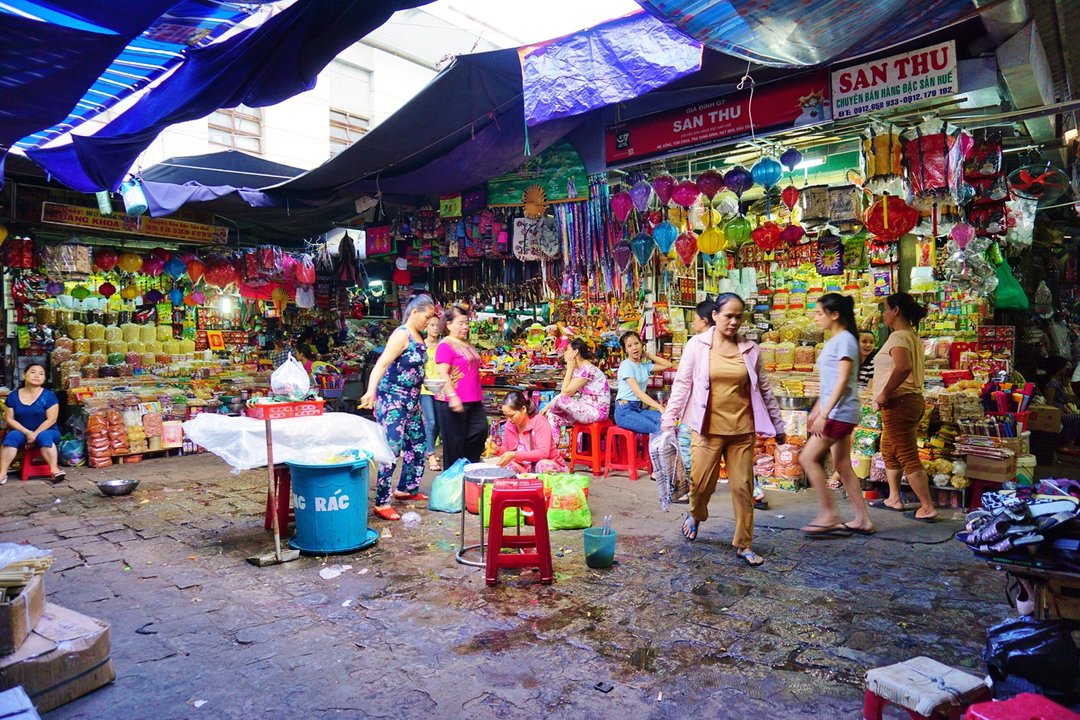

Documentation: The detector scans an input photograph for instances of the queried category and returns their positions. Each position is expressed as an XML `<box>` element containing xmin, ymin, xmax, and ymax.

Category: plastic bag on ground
<box><xmin>271</xmin><ymin>353</ymin><xmax>310</xmax><ymax>401</ymax></box>
<box><xmin>429</xmin><ymin>458</ymin><xmax>467</xmax><ymax>513</ymax></box>
<box><xmin>543</xmin><ymin>473</ymin><xmax>592</xmax><ymax>530</ymax></box>
<box><xmin>983</xmin><ymin>617</ymin><xmax>1079</xmax><ymax>693</ymax></box>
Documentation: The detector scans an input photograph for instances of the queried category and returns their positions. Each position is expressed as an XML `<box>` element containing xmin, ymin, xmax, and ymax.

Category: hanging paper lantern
<box><xmin>610</xmin><ymin>191</ymin><xmax>633</xmax><ymax>223</ymax></box>
<box><xmin>781</xmin><ymin>185</ymin><xmax>800</xmax><ymax>211</ymax></box>
<box><xmin>169</xmin><ymin>287</ymin><xmax>184</xmax><ymax>305</ymax></box>
<box><xmin>671</xmin><ymin>180</ymin><xmax>701</xmax><ymax>209</ymax></box>
<box><xmin>121</xmin><ymin>284</ymin><xmax>139</xmax><ymax>301</ymax></box>
<box><xmin>653</xmin><ymin>221</ymin><xmax>678</xmax><ymax>254</ymax></box>
<box><xmin>191</xmin><ymin>290</ymin><xmax>207</xmax><ymax>305</ymax></box>
<box><xmin>950</xmin><ymin>222</ymin><xmax>976</xmax><ymax>250</ymax></box>
<box><xmin>724</xmin><ymin>215</ymin><xmax>753</xmax><ymax>246</ymax></box>
<box><xmin>901</xmin><ymin>119</ymin><xmax>973</xmax><ymax>201</ymax></box>
<box><xmin>186</xmin><ymin>258</ymin><xmax>206</xmax><ymax>284</ymax></box>
<box><xmin>697</xmin><ymin>227</ymin><xmax>726</xmax><ymax>254</ymax></box>
<box><xmin>674</xmin><ymin>231</ymin><xmax>698</xmax><ymax>266</ymax></box>
<box><xmin>713</xmin><ymin>190</ymin><xmax>739</xmax><ymax>216</ymax></box>
<box><xmin>651</xmin><ymin>175</ymin><xmax>676</xmax><ymax>206</ymax></box>
<box><xmin>98</xmin><ymin>282</ymin><xmax>116</xmax><ymax>299</ymax></box>
<box><xmin>751</xmin><ymin>157</ymin><xmax>783</xmax><ymax>190</ymax></box>
<box><xmin>93</xmin><ymin>248</ymin><xmax>118</xmax><ymax>272</ymax></box>
<box><xmin>144</xmin><ymin>289</ymin><xmax>164</xmax><ymax>305</ymax></box>
<box><xmin>723</xmin><ymin>166</ymin><xmax>753</xmax><ymax>198</ymax></box>
<box><xmin>204</xmin><ymin>256</ymin><xmax>237</xmax><ymax>288</ymax></box>
<box><xmin>862</xmin><ymin>122</ymin><xmax>907</xmax><ymax>197</ymax></box>
<box><xmin>863</xmin><ymin>195</ymin><xmax>920</xmax><ymax>241</ymax></box>
<box><xmin>164</xmin><ymin>257</ymin><xmax>186</xmax><ymax>280</ymax></box>
<box><xmin>695</xmin><ymin>170</ymin><xmax>725</xmax><ymax>201</ymax></box>
<box><xmin>780</xmin><ymin>148</ymin><xmax>803</xmax><ymax>173</ymax></box>
<box><xmin>629</xmin><ymin>181</ymin><xmax>652</xmax><ymax>213</ymax></box>
<box><xmin>70</xmin><ymin>285</ymin><xmax>90</xmax><ymax>301</ymax></box>
<box><xmin>613</xmin><ymin>240</ymin><xmax>633</xmax><ymax>272</ymax></box>
<box><xmin>141</xmin><ymin>256</ymin><xmax>165</xmax><ymax>277</ymax></box>
<box><xmin>183</xmin><ymin>293</ymin><xmax>199</xmax><ymax>307</ymax></box>
<box><xmin>630</xmin><ymin>232</ymin><xmax>655</xmax><ymax>266</ymax></box>
<box><xmin>117</xmin><ymin>252</ymin><xmax>143</xmax><ymax>274</ymax></box>
<box><xmin>148</xmin><ymin>247</ymin><xmax>171</xmax><ymax>263</ymax></box>
<box><xmin>44</xmin><ymin>281</ymin><xmax>64</xmax><ymax>296</ymax></box>
<box><xmin>780</xmin><ymin>225</ymin><xmax>806</xmax><ymax>245</ymax></box>
<box><xmin>751</xmin><ymin>222</ymin><xmax>784</xmax><ymax>251</ymax></box>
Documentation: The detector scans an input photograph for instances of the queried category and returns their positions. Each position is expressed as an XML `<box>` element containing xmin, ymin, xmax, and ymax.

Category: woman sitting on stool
<box><xmin>614</xmin><ymin>331</ymin><xmax>671</xmax><ymax>436</ymax></box>
<box><xmin>542</xmin><ymin>339</ymin><xmax>610</xmax><ymax>430</ymax></box>
<box><xmin>493</xmin><ymin>391</ymin><xmax>567</xmax><ymax>474</ymax></box>
<box><xmin>0</xmin><ymin>364</ymin><xmax>64</xmax><ymax>484</ymax></box>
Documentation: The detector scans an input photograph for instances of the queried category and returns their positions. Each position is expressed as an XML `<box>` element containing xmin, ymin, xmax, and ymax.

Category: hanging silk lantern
<box><xmin>671</xmin><ymin>180</ymin><xmax>701</xmax><ymax>209</ymax></box>
<box><xmin>144</xmin><ymin>289</ymin><xmax>164</xmax><ymax>305</ymax></box>
<box><xmin>950</xmin><ymin>222</ymin><xmax>976</xmax><ymax>250</ymax></box>
<box><xmin>781</xmin><ymin>185</ymin><xmax>800</xmax><ymax>211</ymax></box>
<box><xmin>121</xmin><ymin>284</ymin><xmax>140</xmax><ymax>301</ymax></box>
<box><xmin>781</xmin><ymin>225</ymin><xmax>806</xmax><ymax>245</ymax></box>
<box><xmin>93</xmin><ymin>248</ymin><xmax>118</xmax><ymax>272</ymax></box>
<box><xmin>98</xmin><ymin>282</ymin><xmax>116</xmax><ymax>299</ymax></box>
<box><xmin>780</xmin><ymin>148</ymin><xmax>803</xmax><ymax>173</ymax></box>
<box><xmin>697</xmin><ymin>227</ymin><xmax>726</xmax><ymax>254</ymax></box>
<box><xmin>713</xmin><ymin>190</ymin><xmax>739</xmax><ymax>216</ymax></box>
<box><xmin>653</xmin><ymin>221</ymin><xmax>678</xmax><ymax>254</ymax></box>
<box><xmin>610</xmin><ymin>191</ymin><xmax>633</xmax><ymax>223</ymax></box>
<box><xmin>44</xmin><ymin>281</ymin><xmax>64</xmax><ymax>297</ymax></box>
<box><xmin>864</xmin><ymin>194</ymin><xmax>920</xmax><ymax>241</ymax></box>
<box><xmin>186</xmin><ymin>258</ymin><xmax>206</xmax><ymax>284</ymax></box>
<box><xmin>651</xmin><ymin>175</ymin><xmax>676</xmax><ymax>206</ymax></box>
<box><xmin>674</xmin><ymin>231</ymin><xmax>697</xmax><ymax>266</ymax></box>
<box><xmin>191</xmin><ymin>290</ymin><xmax>207</xmax><ymax>305</ymax></box>
<box><xmin>695</xmin><ymin>169</ymin><xmax>725</xmax><ymax>200</ymax></box>
<box><xmin>204</xmin><ymin>256</ymin><xmax>237</xmax><ymax>288</ymax></box>
<box><xmin>723</xmin><ymin>166</ymin><xmax>753</xmax><ymax>198</ymax></box>
<box><xmin>164</xmin><ymin>257</ymin><xmax>186</xmax><ymax>280</ymax></box>
<box><xmin>630</xmin><ymin>232</ymin><xmax>655</xmax><ymax>266</ymax></box>
<box><xmin>141</xmin><ymin>256</ymin><xmax>165</xmax><ymax>277</ymax></box>
<box><xmin>751</xmin><ymin>222</ymin><xmax>784</xmax><ymax>251</ymax></box>
<box><xmin>629</xmin><ymin>181</ymin><xmax>652</xmax><ymax>213</ymax></box>
<box><xmin>751</xmin><ymin>156</ymin><xmax>783</xmax><ymax>190</ymax></box>
<box><xmin>169</xmin><ymin>287</ymin><xmax>184</xmax><ymax>305</ymax></box>
<box><xmin>724</xmin><ymin>215</ymin><xmax>753</xmax><ymax>247</ymax></box>
<box><xmin>862</xmin><ymin>122</ymin><xmax>906</xmax><ymax>197</ymax></box>
<box><xmin>613</xmin><ymin>240</ymin><xmax>633</xmax><ymax>272</ymax></box>
<box><xmin>70</xmin><ymin>285</ymin><xmax>90</xmax><ymax>301</ymax></box>
<box><xmin>183</xmin><ymin>293</ymin><xmax>199</xmax><ymax>307</ymax></box>
<box><xmin>902</xmin><ymin>119</ymin><xmax>973</xmax><ymax>202</ymax></box>
<box><xmin>148</xmin><ymin>247</ymin><xmax>170</xmax><ymax>262</ymax></box>
<box><xmin>117</xmin><ymin>252</ymin><xmax>143</xmax><ymax>274</ymax></box>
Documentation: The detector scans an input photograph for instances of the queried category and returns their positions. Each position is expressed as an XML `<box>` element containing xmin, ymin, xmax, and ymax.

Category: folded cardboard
<box><xmin>0</xmin><ymin>603</ymin><xmax>114</xmax><ymax>713</ymax></box>
<box><xmin>965</xmin><ymin>453</ymin><xmax>1017</xmax><ymax>483</ymax></box>
<box><xmin>0</xmin><ymin>575</ymin><xmax>44</xmax><ymax>656</ymax></box>
<box><xmin>0</xmin><ymin>686</ymin><xmax>41</xmax><ymax>719</ymax></box>
<box><xmin>1027</xmin><ymin>404</ymin><xmax>1063</xmax><ymax>433</ymax></box>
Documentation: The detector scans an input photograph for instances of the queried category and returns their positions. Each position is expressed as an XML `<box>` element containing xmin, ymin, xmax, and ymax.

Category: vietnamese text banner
<box><xmin>831</xmin><ymin>41</ymin><xmax>957</xmax><ymax>120</ymax></box>
<box><xmin>41</xmin><ymin>202</ymin><xmax>228</xmax><ymax>244</ymax></box>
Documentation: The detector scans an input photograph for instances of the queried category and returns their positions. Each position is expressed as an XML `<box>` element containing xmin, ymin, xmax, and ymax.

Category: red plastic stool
<box><xmin>964</xmin><ymin>693</ymin><xmax>1080</xmax><ymax>719</ymax></box>
<box><xmin>569</xmin><ymin>419</ymin><xmax>612</xmax><ymax>476</ymax></box>
<box><xmin>603</xmin><ymin>426</ymin><xmax>652</xmax><ymax>481</ymax></box>
<box><xmin>263</xmin><ymin>466</ymin><xmax>294</xmax><ymax>536</ymax></box>
<box><xmin>485</xmin><ymin>479</ymin><xmax>553</xmax><ymax>586</ymax></box>
<box><xmin>20</xmin><ymin>445</ymin><xmax>53</xmax><ymax>482</ymax></box>
<box><xmin>864</xmin><ymin>656</ymin><xmax>991</xmax><ymax>720</ymax></box>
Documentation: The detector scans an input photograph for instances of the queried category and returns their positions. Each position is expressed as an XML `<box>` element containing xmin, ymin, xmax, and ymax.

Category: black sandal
<box><xmin>50</xmin><ymin>472</ymin><xmax>66</xmax><ymax>484</ymax></box>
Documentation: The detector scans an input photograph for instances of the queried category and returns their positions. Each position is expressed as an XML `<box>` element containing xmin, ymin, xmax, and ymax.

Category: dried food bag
<box><xmin>544</xmin><ymin>474</ymin><xmax>592</xmax><ymax>530</ymax></box>
<box><xmin>271</xmin><ymin>353</ymin><xmax>310</xmax><ymax>401</ymax></box>
<box><xmin>429</xmin><ymin>458</ymin><xmax>467</xmax><ymax>513</ymax></box>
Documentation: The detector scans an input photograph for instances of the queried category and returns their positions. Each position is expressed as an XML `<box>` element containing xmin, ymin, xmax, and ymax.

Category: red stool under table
<box><xmin>485</xmin><ymin>478</ymin><xmax>553</xmax><ymax>586</ymax></box>
<box><xmin>263</xmin><ymin>465</ymin><xmax>294</xmax><ymax>536</ymax></box>
<box><xmin>964</xmin><ymin>693</ymin><xmax>1080</xmax><ymax>720</ymax></box>
<box><xmin>603</xmin><ymin>426</ymin><xmax>652</xmax><ymax>481</ymax></box>
<box><xmin>569</xmin><ymin>419</ymin><xmax>612</xmax><ymax>476</ymax></box>
<box><xmin>21</xmin><ymin>445</ymin><xmax>53</xmax><ymax>482</ymax></box>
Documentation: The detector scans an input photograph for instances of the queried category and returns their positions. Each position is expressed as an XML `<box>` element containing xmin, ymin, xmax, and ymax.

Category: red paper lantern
<box><xmin>674</xmin><ymin>231</ymin><xmax>697</xmax><ymax>266</ymax></box>
<box><xmin>781</xmin><ymin>225</ymin><xmax>805</xmax><ymax>245</ymax></box>
<box><xmin>781</xmin><ymin>185</ymin><xmax>800</xmax><ymax>211</ymax></box>
<box><xmin>204</xmin><ymin>256</ymin><xmax>238</xmax><ymax>288</ymax></box>
<box><xmin>98</xmin><ymin>282</ymin><xmax>116</xmax><ymax>298</ymax></box>
<box><xmin>751</xmin><ymin>222</ymin><xmax>784</xmax><ymax>251</ymax></box>
<box><xmin>864</xmin><ymin>194</ymin><xmax>920</xmax><ymax>241</ymax></box>
<box><xmin>186</xmin><ymin>258</ymin><xmax>205</xmax><ymax>284</ymax></box>
<box><xmin>93</xmin><ymin>248</ymin><xmax>118</xmax><ymax>272</ymax></box>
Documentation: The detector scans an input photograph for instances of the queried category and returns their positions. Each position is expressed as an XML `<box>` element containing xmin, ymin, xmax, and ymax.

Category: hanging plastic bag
<box><xmin>983</xmin><ymin>617</ymin><xmax>1080</xmax><ymax>693</ymax></box>
<box><xmin>994</xmin><ymin>260</ymin><xmax>1029</xmax><ymax>311</ymax></box>
<box><xmin>271</xmin><ymin>353</ymin><xmax>310</xmax><ymax>401</ymax></box>
<box><xmin>544</xmin><ymin>473</ymin><xmax>592</xmax><ymax>530</ymax></box>
<box><xmin>429</xmin><ymin>458</ymin><xmax>467</xmax><ymax>513</ymax></box>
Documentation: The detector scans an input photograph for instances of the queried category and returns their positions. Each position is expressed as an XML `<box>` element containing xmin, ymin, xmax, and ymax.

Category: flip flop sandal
<box><xmin>907</xmin><ymin>512</ymin><xmax>938</xmax><ymax>524</ymax></box>
<box><xmin>1036</xmin><ymin>511</ymin><xmax>1077</xmax><ymax>534</ymax></box>
<box><xmin>373</xmin><ymin>506</ymin><xmax>401</xmax><ymax>521</ymax></box>
<box><xmin>1011</xmin><ymin>532</ymin><xmax>1044</xmax><ymax>546</ymax></box>
<box><xmin>736</xmin><ymin>549</ymin><xmax>764</xmax><ymax>567</ymax></box>
<box><xmin>682</xmin><ymin>514</ymin><xmax>698</xmax><ymax>541</ymax></box>
<box><xmin>394</xmin><ymin>492</ymin><xmax>428</xmax><ymax>502</ymax></box>
<box><xmin>841</xmin><ymin>523</ymin><xmax>876</xmax><ymax>536</ymax></box>
<box><xmin>50</xmin><ymin>472</ymin><xmax>66</xmax><ymax>484</ymax></box>
<box><xmin>802</xmin><ymin>524</ymin><xmax>852</xmax><ymax>538</ymax></box>
<box><xmin>1028</xmin><ymin>499</ymin><xmax>1080</xmax><ymax>517</ymax></box>
<box><xmin>869</xmin><ymin>500</ymin><xmax>907</xmax><ymax>512</ymax></box>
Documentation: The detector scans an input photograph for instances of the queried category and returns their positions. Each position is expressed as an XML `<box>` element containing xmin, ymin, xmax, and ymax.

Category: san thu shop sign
<box><xmin>605</xmin><ymin>70</ymin><xmax>831</xmax><ymax>165</ymax></box>
<box><xmin>831</xmin><ymin>40</ymin><xmax>957</xmax><ymax>120</ymax></box>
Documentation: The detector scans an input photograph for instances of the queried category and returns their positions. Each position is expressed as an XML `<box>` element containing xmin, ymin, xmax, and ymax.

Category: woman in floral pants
<box><xmin>543</xmin><ymin>339</ymin><xmax>610</xmax><ymax>430</ymax></box>
<box><xmin>359</xmin><ymin>295</ymin><xmax>437</xmax><ymax>521</ymax></box>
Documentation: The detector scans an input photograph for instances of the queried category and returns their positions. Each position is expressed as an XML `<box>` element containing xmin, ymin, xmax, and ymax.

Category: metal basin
<box><xmin>422</xmin><ymin>379</ymin><xmax>446</xmax><ymax>394</ymax></box>
<box><xmin>775</xmin><ymin>395</ymin><xmax>816</xmax><ymax>411</ymax></box>
<box><xmin>97</xmin><ymin>478</ymin><xmax>139</xmax><ymax>496</ymax></box>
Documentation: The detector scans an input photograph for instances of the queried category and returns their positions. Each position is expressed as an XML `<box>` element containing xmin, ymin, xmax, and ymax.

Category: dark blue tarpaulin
<box><xmin>633</xmin><ymin>0</ymin><xmax>980</xmax><ymax>67</ymax></box>
<box><xmin>26</xmin><ymin>0</ymin><xmax>430</xmax><ymax>193</ymax></box>
<box><xmin>520</xmin><ymin>11</ymin><xmax>701</xmax><ymax>127</ymax></box>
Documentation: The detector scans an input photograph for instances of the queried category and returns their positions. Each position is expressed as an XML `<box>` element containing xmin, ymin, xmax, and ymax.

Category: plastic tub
<box><xmin>583</xmin><ymin>527</ymin><xmax>616</xmax><ymax>569</ymax></box>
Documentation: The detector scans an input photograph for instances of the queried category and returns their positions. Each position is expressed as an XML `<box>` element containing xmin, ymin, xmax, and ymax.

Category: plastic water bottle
<box><xmin>401</xmin><ymin>511</ymin><xmax>422</xmax><ymax>529</ymax></box>
<box><xmin>602</xmin><ymin>515</ymin><xmax>612</xmax><ymax>536</ymax></box>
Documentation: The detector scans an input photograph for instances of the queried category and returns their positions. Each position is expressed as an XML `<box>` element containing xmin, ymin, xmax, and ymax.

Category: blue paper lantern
<box><xmin>780</xmin><ymin>148</ymin><xmax>803</xmax><ymax>173</ymax></box>
<box><xmin>630</xmin><ymin>232</ymin><xmax>655</xmax><ymax>266</ymax></box>
<box><xmin>168</xmin><ymin>287</ymin><xmax>184</xmax><ymax>305</ymax></box>
<box><xmin>164</xmin><ymin>257</ymin><xmax>186</xmax><ymax>280</ymax></box>
<box><xmin>751</xmin><ymin>157</ymin><xmax>783</xmax><ymax>189</ymax></box>
<box><xmin>653</xmin><ymin>221</ymin><xmax>678</xmax><ymax>253</ymax></box>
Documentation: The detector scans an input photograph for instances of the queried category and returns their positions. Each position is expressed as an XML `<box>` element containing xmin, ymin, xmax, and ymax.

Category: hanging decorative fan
<box><xmin>522</xmin><ymin>185</ymin><xmax>548</xmax><ymax>219</ymax></box>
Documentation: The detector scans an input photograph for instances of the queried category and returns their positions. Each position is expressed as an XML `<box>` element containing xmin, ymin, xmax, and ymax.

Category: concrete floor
<box><xmin>0</xmin><ymin>453</ymin><xmax>1011</xmax><ymax>719</ymax></box>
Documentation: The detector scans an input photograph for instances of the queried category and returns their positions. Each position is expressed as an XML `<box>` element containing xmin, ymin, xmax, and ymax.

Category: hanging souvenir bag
<box><xmin>461</xmin><ymin>186</ymin><xmax>487</xmax><ymax>215</ymax></box>
<box><xmin>536</xmin><ymin>217</ymin><xmax>561</xmax><ymax>260</ymax></box>
<box><xmin>816</xmin><ymin>234</ymin><xmax>844</xmax><ymax>275</ymax></box>
<box><xmin>365</xmin><ymin>225</ymin><xmax>392</xmax><ymax>256</ymax></box>
<box><xmin>512</xmin><ymin>218</ymin><xmax>543</xmax><ymax>261</ymax></box>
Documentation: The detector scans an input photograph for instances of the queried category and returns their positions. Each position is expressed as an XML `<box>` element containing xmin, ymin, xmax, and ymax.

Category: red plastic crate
<box><xmin>965</xmin><ymin>692</ymin><xmax>1080</xmax><ymax>720</ymax></box>
<box><xmin>245</xmin><ymin>400</ymin><xmax>325</xmax><ymax>420</ymax></box>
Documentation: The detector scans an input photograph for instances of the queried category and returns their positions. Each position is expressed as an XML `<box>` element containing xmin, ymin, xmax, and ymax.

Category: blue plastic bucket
<box><xmin>583</xmin><ymin>527</ymin><xmax>616</xmax><ymax>569</ymax></box>
<box><xmin>287</xmin><ymin>456</ymin><xmax>376</xmax><ymax>554</ymax></box>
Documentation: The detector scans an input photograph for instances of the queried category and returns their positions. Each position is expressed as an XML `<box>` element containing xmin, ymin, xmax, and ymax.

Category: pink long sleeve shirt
<box><xmin>499</xmin><ymin>413</ymin><xmax>560</xmax><ymax>463</ymax></box>
<box><xmin>661</xmin><ymin>331</ymin><xmax>785</xmax><ymax>437</ymax></box>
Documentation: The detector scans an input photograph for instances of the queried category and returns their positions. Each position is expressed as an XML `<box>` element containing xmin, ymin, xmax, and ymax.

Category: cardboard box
<box><xmin>1027</xmin><ymin>404</ymin><xmax>1063</xmax><ymax>433</ymax></box>
<box><xmin>0</xmin><ymin>686</ymin><xmax>41</xmax><ymax>719</ymax></box>
<box><xmin>0</xmin><ymin>575</ymin><xmax>44</xmax><ymax>655</ymax></box>
<box><xmin>965</xmin><ymin>454</ymin><xmax>1017</xmax><ymax>483</ymax></box>
<box><xmin>0</xmin><ymin>603</ymin><xmax>114</xmax><ymax>713</ymax></box>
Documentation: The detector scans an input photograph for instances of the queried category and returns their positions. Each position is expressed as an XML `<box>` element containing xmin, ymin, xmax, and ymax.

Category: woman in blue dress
<box><xmin>359</xmin><ymin>295</ymin><xmax>437</xmax><ymax>521</ymax></box>
<box><xmin>0</xmin><ymin>364</ymin><xmax>64</xmax><ymax>483</ymax></box>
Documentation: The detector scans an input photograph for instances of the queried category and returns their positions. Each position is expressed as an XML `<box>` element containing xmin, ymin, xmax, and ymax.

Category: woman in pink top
<box><xmin>661</xmin><ymin>293</ymin><xmax>785</xmax><ymax>567</ymax></box>
<box><xmin>434</xmin><ymin>306</ymin><xmax>489</xmax><ymax>467</ymax></box>
<box><xmin>543</xmin><ymin>339</ymin><xmax>610</xmax><ymax>430</ymax></box>
<box><xmin>493</xmin><ymin>391</ymin><xmax>567</xmax><ymax>474</ymax></box>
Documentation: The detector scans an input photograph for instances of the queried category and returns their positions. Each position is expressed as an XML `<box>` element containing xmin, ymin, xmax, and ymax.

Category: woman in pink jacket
<box><xmin>493</xmin><ymin>391</ymin><xmax>568</xmax><ymax>474</ymax></box>
<box><xmin>661</xmin><ymin>293</ymin><xmax>785</xmax><ymax>566</ymax></box>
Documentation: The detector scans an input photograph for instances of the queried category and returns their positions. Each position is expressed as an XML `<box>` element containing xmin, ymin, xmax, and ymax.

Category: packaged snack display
<box><xmin>104</xmin><ymin>325</ymin><xmax>122</xmax><ymax>342</ymax></box>
<box><xmin>85</xmin><ymin>323</ymin><xmax>106</xmax><ymax>340</ymax></box>
<box><xmin>141</xmin><ymin>325</ymin><xmax>158</xmax><ymax>344</ymax></box>
<box><xmin>121</xmin><ymin>323</ymin><xmax>141</xmax><ymax>343</ymax></box>
<box><xmin>66</xmin><ymin>321</ymin><xmax>85</xmax><ymax>339</ymax></box>
<box><xmin>157</xmin><ymin>325</ymin><xmax>173</xmax><ymax>342</ymax></box>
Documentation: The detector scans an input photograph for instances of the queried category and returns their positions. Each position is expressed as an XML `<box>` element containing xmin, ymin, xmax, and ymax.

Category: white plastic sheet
<box><xmin>182</xmin><ymin>412</ymin><xmax>394</xmax><ymax>472</ymax></box>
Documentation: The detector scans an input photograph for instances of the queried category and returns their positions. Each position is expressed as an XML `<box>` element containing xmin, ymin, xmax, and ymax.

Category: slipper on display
<box><xmin>841</xmin><ymin>523</ymin><xmax>876</xmax><ymax>536</ymax></box>
<box><xmin>869</xmin><ymin>499</ymin><xmax>907</xmax><ymax>512</ymax></box>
